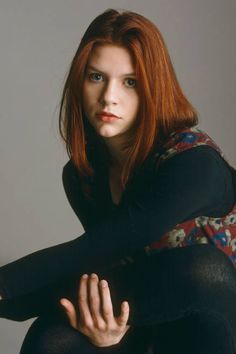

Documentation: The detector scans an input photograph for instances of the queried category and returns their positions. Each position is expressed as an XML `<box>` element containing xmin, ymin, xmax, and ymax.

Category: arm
<box><xmin>61</xmin><ymin>159</ymin><xmax>91</xmax><ymax>231</ymax></box>
<box><xmin>0</xmin><ymin>147</ymin><xmax>231</xmax><ymax>303</ymax></box>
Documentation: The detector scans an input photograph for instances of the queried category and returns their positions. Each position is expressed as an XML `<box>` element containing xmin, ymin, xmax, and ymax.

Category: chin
<box><xmin>97</xmin><ymin>128</ymin><xmax>120</xmax><ymax>138</ymax></box>
<box><xmin>100</xmin><ymin>133</ymin><xmax>117</xmax><ymax>139</ymax></box>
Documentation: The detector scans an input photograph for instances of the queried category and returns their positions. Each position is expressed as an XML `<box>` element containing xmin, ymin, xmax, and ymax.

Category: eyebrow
<box><xmin>87</xmin><ymin>65</ymin><xmax>136</xmax><ymax>77</ymax></box>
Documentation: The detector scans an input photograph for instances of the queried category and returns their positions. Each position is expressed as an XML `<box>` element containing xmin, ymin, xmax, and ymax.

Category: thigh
<box><xmin>100</xmin><ymin>245</ymin><xmax>236</xmax><ymax>328</ymax></box>
<box><xmin>20</xmin><ymin>313</ymin><xmax>152</xmax><ymax>354</ymax></box>
<box><xmin>151</xmin><ymin>311</ymin><xmax>236</xmax><ymax>354</ymax></box>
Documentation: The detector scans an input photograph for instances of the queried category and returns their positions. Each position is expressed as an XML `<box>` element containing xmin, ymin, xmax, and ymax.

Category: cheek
<box><xmin>129</xmin><ymin>93</ymin><xmax>139</xmax><ymax>115</ymax></box>
<box><xmin>82</xmin><ymin>88</ymin><xmax>93</xmax><ymax>113</ymax></box>
<box><xmin>83</xmin><ymin>85</ymin><xmax>100</xmax><ymax>107</ymax></box>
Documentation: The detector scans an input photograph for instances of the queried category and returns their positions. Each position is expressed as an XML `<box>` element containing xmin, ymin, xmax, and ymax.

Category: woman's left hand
<box><xmin>60</xmin><ymin>273</ymin><xmax>130</xmax><ymax>347</ymax></box>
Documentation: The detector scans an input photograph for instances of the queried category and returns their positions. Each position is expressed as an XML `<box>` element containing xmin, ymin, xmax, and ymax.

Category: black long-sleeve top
<box><xmin>0</xmin><ymin>141</ymin><xmax>236</xmax><ymax>323</ymax></box>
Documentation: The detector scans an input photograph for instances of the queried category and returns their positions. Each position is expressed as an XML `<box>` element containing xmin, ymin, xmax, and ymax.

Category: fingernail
<box><xmin>100</xmin><ymin>280</ymin><xmax>107</xmax><ymax>288</ymax></box>
<box><xmin>91</xmin><ymin>273</ymin><xmax>97</xmax><ymax>278</ymax></box>
<box><xmin>82</xmin><ymin>274</ymin><xmax>88</xmax><ymax>279</ymax></box>
<box><xmin>60</xmin><ymin>299</ymin><xmax>66</xmax><ymax>307</ymax></box>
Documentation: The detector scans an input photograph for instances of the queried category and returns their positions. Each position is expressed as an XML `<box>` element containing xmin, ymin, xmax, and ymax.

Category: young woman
<box><xmin>1</xmin><ymin>9</ymin><xmax>236</xmax><ymax>354</ymax></box>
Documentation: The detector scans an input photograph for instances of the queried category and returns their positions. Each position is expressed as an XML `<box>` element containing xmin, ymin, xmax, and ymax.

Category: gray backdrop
<box><xmin>0</xmin><ymin>0</ymin><xmax>235</xmax><ymax>352</ymax></box>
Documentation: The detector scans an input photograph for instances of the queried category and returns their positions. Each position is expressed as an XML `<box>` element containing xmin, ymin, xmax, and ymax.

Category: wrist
<box><xmin>90</xmin><ymin>328</ymin><xmax>130</xmax><ymax>348</ymax></box>
<box><xmin>91</xmin><ymin>338</ymin><xmax>121</xmax><ymax>348</ymax></box>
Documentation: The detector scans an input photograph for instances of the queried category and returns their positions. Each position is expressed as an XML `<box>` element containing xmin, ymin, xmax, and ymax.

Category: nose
<box><xmin>99</xmin><ymin>80</ymin><xmax>118</xmax><ymax>106</ymax></box>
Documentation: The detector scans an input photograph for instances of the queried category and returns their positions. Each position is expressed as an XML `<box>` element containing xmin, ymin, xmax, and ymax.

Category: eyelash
<box><xmin>88</xmin><ymin>72</ymin><xmax>137</xmax><ymax>88</ymax></box>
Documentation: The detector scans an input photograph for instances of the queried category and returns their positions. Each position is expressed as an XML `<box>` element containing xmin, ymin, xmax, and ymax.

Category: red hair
<box><xmin>59</xmin><ymin>9</ymin><xmax>198</xmax><ymax>189</ymax></box>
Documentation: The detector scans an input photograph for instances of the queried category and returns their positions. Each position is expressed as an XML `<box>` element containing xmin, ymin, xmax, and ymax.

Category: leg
<box><xmin>151</xmin><ymin>312</ymin><xmax>235</xmax><ymax>354</ymax></box>
<box><xmin>101</xmin><ymin>245</ymin><xmax>236</xmax><ymax>352</ymax></box>
<box><xmin>20</xmin><ymin>313</ymin><xmax>152</xmax><ymax>354</ymax></box>
<box><xmin>7</xmin><ymin>244</ymin><xmax>236</xmax><ymax>353</ymax></box>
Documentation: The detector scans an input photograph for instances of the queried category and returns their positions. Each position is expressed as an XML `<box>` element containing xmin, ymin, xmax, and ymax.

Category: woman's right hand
<box><xmin>60</xmin><ymin>273</ymin><xmax>130</xmax><ymax>347</ymax></box>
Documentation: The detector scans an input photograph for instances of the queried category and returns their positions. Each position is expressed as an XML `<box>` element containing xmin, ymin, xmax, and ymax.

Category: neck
<box><xmin>103</xmin><ymin>137</ymin><xmax>127</xmax><ymax>169</ymax></box>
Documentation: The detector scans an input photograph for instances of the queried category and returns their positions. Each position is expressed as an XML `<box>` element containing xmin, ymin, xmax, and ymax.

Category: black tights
<box><xmin>20</xmin><ymin>312</ymin><xmax>235</xmax><ymax>354</ymax></box>
<box><xmin>20</xmin><ymin>316</ymin><xmax>151</xmax><ymax>354</ymax></box>
<box><xmin>18</xmin><ymin>245</ymin><xmax>236</xmax><ymax>354</ymax></box>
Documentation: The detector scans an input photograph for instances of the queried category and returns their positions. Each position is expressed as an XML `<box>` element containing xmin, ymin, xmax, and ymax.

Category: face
<box><xmin>82</xmin><ymin>44</ymin><xmax>139</xmax><ymax>144</ymax></box>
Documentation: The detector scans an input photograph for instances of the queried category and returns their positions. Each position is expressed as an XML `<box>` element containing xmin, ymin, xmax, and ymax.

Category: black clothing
<box><xmin>0</xmin><ymin>136</ymin><xmax>236</xmax><ymax>353</ymax></box>
<box><xmin>0</xmin><ymin>145</ymin><xmax>235</xmax><ymax>305</ymax></box>
<box><xmin>20</xmin><ymin>313</ymin><xmax>152</xmax><ymax>354</ymax></box>
<box><xmin>19</xmin><ymin>245</ymin><xmax>236</xmax><ymax>354</ymax></box>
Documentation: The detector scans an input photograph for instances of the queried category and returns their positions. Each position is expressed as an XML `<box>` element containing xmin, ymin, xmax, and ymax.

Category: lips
<box><xmin>97</xmin><ymin>111</ymin><xmax>119</xmax><ymax>118</ymax></box>
<box><xmin>96</xmin><ymin>111</ymin><xmax>120</xmax><ymax>122</ymax></box>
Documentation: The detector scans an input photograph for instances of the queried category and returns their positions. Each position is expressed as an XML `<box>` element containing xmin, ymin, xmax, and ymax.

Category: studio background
<box><xmin>0</xmin><ymin>0</ymin><xmax>235</xmax><ymax>352</ymax></box>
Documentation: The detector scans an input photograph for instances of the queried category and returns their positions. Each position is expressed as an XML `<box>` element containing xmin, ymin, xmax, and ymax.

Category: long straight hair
<box><xmin>59</xmin><ymin>9</ymin><xmax>198</xmax><ymax>189</ymax></box>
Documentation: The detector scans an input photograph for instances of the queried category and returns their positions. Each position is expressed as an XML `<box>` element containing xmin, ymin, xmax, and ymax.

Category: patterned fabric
<box><xmin>146</xmin><ymin>127</ymin><xmax>236</xmax><ymax>267</ymax></box>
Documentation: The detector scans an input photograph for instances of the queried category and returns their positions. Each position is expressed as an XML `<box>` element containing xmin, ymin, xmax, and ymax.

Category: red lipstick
<box><xmin>96</xmin><ymin>111</ymin><xmax>120</xmax><ymax>122</ymax></box>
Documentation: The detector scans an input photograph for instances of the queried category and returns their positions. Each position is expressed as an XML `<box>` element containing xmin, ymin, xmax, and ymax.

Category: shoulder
<box><xmin>153</xmin><ymin>126</ymin><xmax>225</xmax><ymax>163</ymax></box>
<box><xmin>62</xmin><ymin>159</ymin><xmax>92</xmax><ymax>185</ymax></box>
<box><xmin>62</xmin><ymin>159</ymin><xmax>85</xmax><ymax>195</ymax></box>
<box><xmin>62</xmin><ymin>159</ymin><xmax>96</xmax><ymax>204</ymax></box>
<box><xmin>148</xmin><ymin>128</ymin><xmax>235</xmax><ymax>212</ymax></box>
<box><xmin>156</xmin><ymin>144</ymin><xmax>231</xmax><ymax>181</ymax></box>
<box><xmin>152</xmin><ymin>144</ymin><xmax>230</xmax><ymax>183</ymax></box>
<box><xmin>150</xmin><ymin>126</ymin><xmax>234</xmax><ymax>180</ymax></box>
<box><xmin>151</xmin><ymin>126</ymin><xmax>232</xmax><ymax>184</ymax></box>
<box><xmin>62</xmin><ymin>159</ymin><xmax>78</xmax><ymax>178</ymax></box>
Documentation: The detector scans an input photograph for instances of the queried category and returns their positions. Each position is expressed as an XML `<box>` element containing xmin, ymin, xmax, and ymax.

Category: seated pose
<box><xmin>1</xmin><ymin>9</ymin><xmax>236</xmax><ymax>354</ymax></box>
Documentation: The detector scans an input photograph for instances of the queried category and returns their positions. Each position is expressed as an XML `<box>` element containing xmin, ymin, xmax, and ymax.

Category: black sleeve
<box><xmin>0</xmin><ymin>146</ymin><xmax>232</xmax><ymax>302</ymax></box>
<box><xmin>61</xmin><ymin>160</ymin><xmax>89</xmax><ymax>231</ymax></box>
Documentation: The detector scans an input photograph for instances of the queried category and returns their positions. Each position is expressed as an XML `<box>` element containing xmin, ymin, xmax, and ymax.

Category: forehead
<box><xmin>87</xmin><ymin>44</ymin><xmax>135</xmax><ymax>76</ymax></box>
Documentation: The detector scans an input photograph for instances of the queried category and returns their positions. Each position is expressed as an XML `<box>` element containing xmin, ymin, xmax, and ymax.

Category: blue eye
<box><xmin>124</xmin><ymin>78</ymin><xmax>137</xmax><ymax>88</ymax></box>
<box><xmin>88</xmin><ymin>73</ymin><xmax>103</xmax><ymax>82</ymax></box>
<box><xmin>87</xmin><ymin>73</ymin><xmax>136</xmax><ymax>88</ymax></box>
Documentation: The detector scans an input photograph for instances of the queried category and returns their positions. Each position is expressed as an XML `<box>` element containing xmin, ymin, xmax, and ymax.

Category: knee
<box><xmin>185</xmin><ymin>245</ymin><xmax>236</xmax><ymax>289</ymax></box>
<box><xmin>20</xmin><ymin>316</ymin><xmax>82</xmax><ymax>354</ymax></box>
<box><xmin>153</xmin><ymin>244</ymin><xmax>236</xmax><ymax>300</ymax></box>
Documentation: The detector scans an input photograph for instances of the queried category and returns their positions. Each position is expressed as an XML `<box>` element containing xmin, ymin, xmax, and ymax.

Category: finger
<box><xmin>60</xmin><ymin>298</ymin><xmax>77</xmax><ymax>329</ymax></box>
<box><xmin>78</xmin><ymin>274</ymin><xmax>93</xmax><ymax>327</ymax></box>
<box><xmin>88</xmin><ymin>273</ymin><xmax>103</xmax><ymax>324</ymax></box>
<box><xmin>99</xmin><ymin>279</ymin><xmax>114</xmax><ymax>323</ymax></box>
<box><xmin>116</xmin><ymin>301</ymin><xmax>130</xmax><ymax>327</ymax></box>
